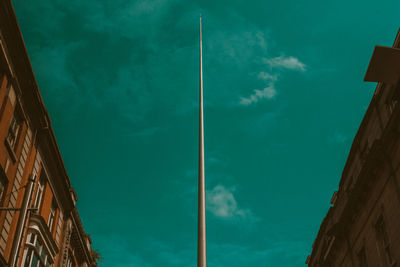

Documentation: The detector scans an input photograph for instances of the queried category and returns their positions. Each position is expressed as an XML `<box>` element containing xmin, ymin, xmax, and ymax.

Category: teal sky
<box><xmin>12</xmin><ymin>0</ymin><xmax>399</xmax><ymax>266</ymax></box>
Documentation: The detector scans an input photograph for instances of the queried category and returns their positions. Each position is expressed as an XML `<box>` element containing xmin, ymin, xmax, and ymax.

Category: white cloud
<box><xmin>240</xmin><ymin>84</ymin><xmax>276</xmax><ymax>106</ymax></box>
<box><xmin>206</xmin><ymin>185</ymin><xmax>253</xmax><ymax>220</ymax></box>
<box><xmin>257</xmin><ymin>72</ymin><xmax>278</xmax><ymax>81</ymax></box>
<box><xmin>240</xmin><ymin>55</ymin><xmax>305</xmax><ymax>106</ymax></box>
<box><xmin>263</xmin><ymin>56</ymin><xmax>306</xmax><ymax>71</ymax></box>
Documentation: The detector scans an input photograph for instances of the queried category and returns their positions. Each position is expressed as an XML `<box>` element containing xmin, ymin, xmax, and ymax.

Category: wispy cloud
<box><xmin>257</xmin><ymin>72</ymin><xmax>278</xmax><ymax>81</ymax></box>
<box><xmin>263</xmin><ymin>56</ymin><xmax>306</xmax><ymax>71</ymax></box>
<box><xmin>206</xmin><ymin>185</ymin><xmax>256</xmax><ymax>221</ymax></box>
<box><xmin>240</xmin><ymin>84</ymin><xmax>276</xmax><ymax>106</ymax></box>
<box><xmin>240</xmin><ymin>54</ymin><xmax>305</xmax><ymax>106</ymax></box>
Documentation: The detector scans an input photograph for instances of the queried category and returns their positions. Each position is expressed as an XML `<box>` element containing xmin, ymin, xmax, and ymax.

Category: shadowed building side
<box><xmin>306</xmin><ymin>28</ymin><xmax>400</xmax><ymax>266</ymax></box>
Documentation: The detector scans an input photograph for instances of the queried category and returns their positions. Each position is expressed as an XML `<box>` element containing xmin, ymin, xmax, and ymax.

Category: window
<box><xmin>387</xmin><ymin>84</ymin><xmax>400</xmax><ymax>114</ymax></box>
<box><xmin>357</xmin><ymin>247</ymin><xmax>368</xmax><ymax>267</ymax></box>
<box><xmin>0</xmin><ymin>175</ymin><xmax>7</xmax><ymax>205</ymax></box>
<box><xmin>47</xmin><ymin>200</ymin><xmax>56</xmax><ymax>231</ymax></box>
<box><xmin>33</xmin><ymin>175</ymin><xmax>46</xmax><ymax>210</ymax></box>
<box><xmin>375</xmin><ymin>215</ymin><xmax>395</xmax><ymax>266</ymax></box>
<box><xmin>23</xmin><ymin>233</ymin><xmax>53</xmax><ymax>267</ymax></box>
<box><xmin>66</xmin><ymin>251</ymin><xmax>75</xmax><ymax>267</ymax></box>
<box><xmin>55</xmin><ymin>212</ymin><xmax>63</xmax><ymax>246</ymax></box>
<box><xmin>6</xmin><ymin>112</ymin><xmax>21</xmax><ymax>151</ymax></box>
<box><xmin>388</xmin><ymin>99</ymin><xmax>398</xmax><ymax>114</ymax></box>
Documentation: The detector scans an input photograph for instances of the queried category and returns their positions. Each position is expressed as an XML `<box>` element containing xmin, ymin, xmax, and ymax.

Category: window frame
<box><xmin>33</xmin><ymin>174</ymin><xmax>46</xmax><ymax>211</ymax></box>
<box><xmin>0</xmin><ymin>170</ymin><xmax>8</xmax><ymax>206</ymax></box>
<box><xmin>47</xmin><ymin>200</ymin><xmax>57</xmax><ymax>232</ymax></box>
<box><xmin>374</xmin><ymin>214</ymin><xmax>396</xmax><ymax>267</ymax></box>
<box><xmin>22</xmin><ymin>232</ymin><xmax>54</xmax><ymax>267</ymax></box>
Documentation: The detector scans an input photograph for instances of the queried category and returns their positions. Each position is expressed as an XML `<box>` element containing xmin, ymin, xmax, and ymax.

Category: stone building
<box><xmin>307</xmin><ymin>29</ymin><xmax>400</xmax><ymax>266</ymax></box>
<box><xmin>0</xmin><ymin>1</ymin><xmax>96</xmax><ymax>266</ymax></box>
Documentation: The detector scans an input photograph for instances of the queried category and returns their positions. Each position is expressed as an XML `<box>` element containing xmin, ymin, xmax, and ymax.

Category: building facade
<box><xmin>307</xmin><ymin>30</ymin><xmax>400</xmax><ymax>266</ymax></box>
<box><xmin>0</xmin><ymin>1</ymin><xmax>96</xmax><ymax>266</ymax></box>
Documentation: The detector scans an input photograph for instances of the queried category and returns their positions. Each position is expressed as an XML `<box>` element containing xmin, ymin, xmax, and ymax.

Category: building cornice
<box><xmin>71</xmin><ymin>208</ymin><xmax>94</xmax><ymax>264</ymax></box>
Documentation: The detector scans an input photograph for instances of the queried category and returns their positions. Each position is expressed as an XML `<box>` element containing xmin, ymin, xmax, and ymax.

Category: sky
<box><xmin>11</xmin><ymin>0</ymin><xmax>400</xmax><ymax>266</ymax></box>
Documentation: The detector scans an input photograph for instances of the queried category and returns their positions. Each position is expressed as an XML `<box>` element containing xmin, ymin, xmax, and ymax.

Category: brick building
<box><xmin>307</xmin><ymin>30</ymin><xmax>400</xmax><ymax>266</ymax></box>
<box><xmin>0</xmin><ymin>1</ymin><xmax>96</xmax><ymax>266</ymax></box>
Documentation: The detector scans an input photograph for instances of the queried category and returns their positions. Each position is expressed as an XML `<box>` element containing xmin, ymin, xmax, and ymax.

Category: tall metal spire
<box><xmin>197</xmin><ymin>14</ymin><xmax>207</xmax><ymax>267</ymax></box>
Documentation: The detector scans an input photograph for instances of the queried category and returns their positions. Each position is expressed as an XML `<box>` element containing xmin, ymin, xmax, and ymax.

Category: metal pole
<box><xmin>8</xmin><ymin>174</ymin><xmax>36</xmax><ymax>267</ymax></box>
<box><xmin>197</xmin><ymin>14</ymin><xmax>207</xmax><ymax>267</ymax></box>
